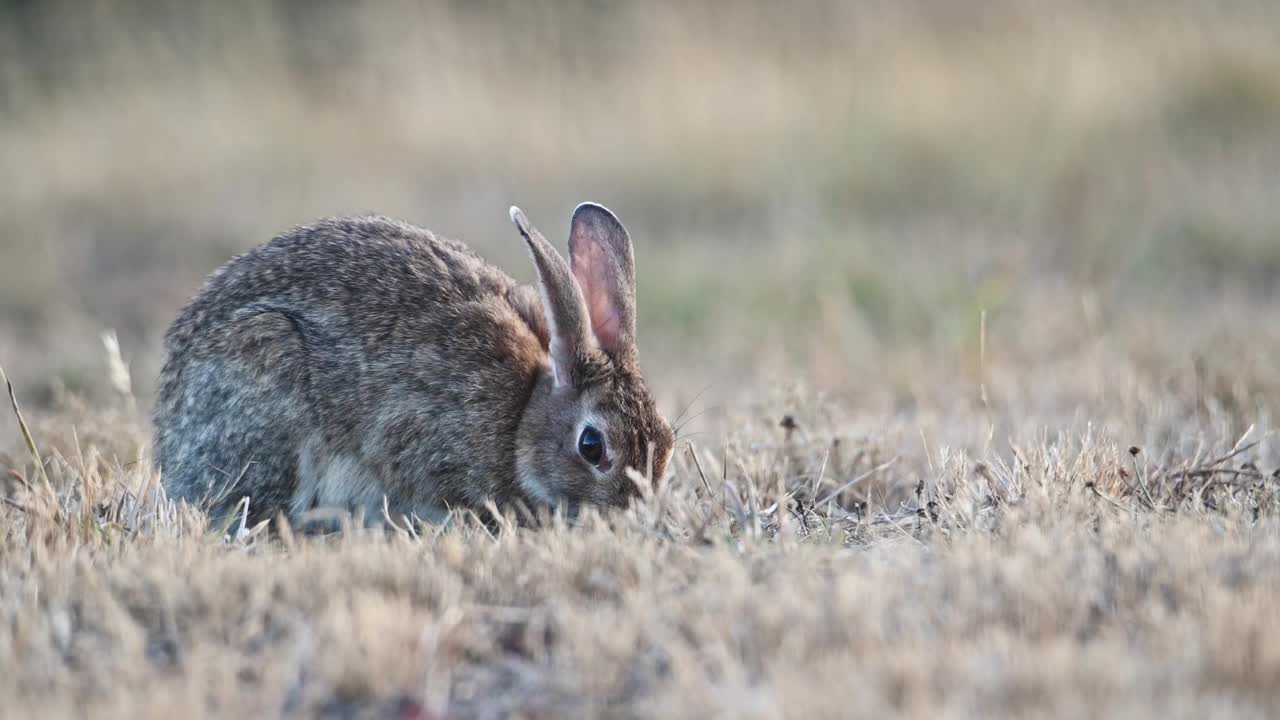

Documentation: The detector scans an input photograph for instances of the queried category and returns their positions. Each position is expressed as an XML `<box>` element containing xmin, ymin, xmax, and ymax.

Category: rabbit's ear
<box><xmin>510</xmin><ymin>206</ymin><xmax>592</xmax><ymax>387</ymax></box>
<box><xmin>568</xmin><ymin>203</ymin><xmax>636</xmax><ymax>359</ymax></box>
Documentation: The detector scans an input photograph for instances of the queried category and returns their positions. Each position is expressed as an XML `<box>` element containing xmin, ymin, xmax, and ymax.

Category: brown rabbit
<box><xmin>152</xmin><ymin>203</ymin><xmax>674</xmax><ymax>528</ymax></box>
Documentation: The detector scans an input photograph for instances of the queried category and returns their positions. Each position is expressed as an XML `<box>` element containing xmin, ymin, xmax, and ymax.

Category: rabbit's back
<box><xmin>154</xmin><ymin>216</ymin><xmax>550</xmax><ymax>526</ymax></box>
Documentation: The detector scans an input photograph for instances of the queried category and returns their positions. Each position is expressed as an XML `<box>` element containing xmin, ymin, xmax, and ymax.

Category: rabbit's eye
<box><xmin>577</xmin><ymin>426</ymin><xmax>605</xmax><ymax>466</ymax></box>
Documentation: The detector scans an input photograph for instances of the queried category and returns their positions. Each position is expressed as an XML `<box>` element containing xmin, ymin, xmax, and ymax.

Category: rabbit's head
<box><xmin>510</xmin><ymin>203</ymin><xmax>674</xmax><ymax>511</ymax></box>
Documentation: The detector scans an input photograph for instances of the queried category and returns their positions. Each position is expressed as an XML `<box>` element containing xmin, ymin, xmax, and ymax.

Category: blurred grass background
<box><xmin>2</xmin><ymin>0</ymin><xmax>1280</xmax><ymax>410</ymax></box>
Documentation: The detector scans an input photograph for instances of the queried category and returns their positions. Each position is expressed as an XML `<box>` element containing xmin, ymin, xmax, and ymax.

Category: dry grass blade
<box><xmin>687</xmin><ymin>443</ymin><xmax>714</xmax><ymax>497</ymax></box>
<box><xmin>815</xmin><ymin>457</ymin><xmax>898</xmax><ymax>507</ymax></box>
<box><xmin>2</xmin><ymin>496</ymin><xmax>37</xmax><ymax>515</ymax></box>
<box><xmin>1</xmin><ymin>364</ymin><xmax>61</xmax><ymax>520</ymax></box>
<box><xmin>807</xmin><ymin>446</ymin><xmax>831</xmax><ymax>501</ymax></box>
<box><xmin>1184</xmin><ymin>439</ymin><xmax>1263</xmax><ymax>473</ymax></box>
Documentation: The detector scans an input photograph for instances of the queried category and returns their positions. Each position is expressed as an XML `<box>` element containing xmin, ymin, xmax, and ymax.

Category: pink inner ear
<box><xmin>572</xmin><ymin>237</ymin><xmax>623</xmax><ymax>352</ymax></box>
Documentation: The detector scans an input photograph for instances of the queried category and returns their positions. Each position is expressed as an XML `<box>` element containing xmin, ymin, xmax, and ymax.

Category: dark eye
<box><xmin>577</xmin><ymin>425</ymin><xmax>605</xmax><ymax>466</ymax></box>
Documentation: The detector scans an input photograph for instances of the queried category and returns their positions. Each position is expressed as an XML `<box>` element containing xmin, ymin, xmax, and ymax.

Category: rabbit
<box><xmin>152</xmin><ymin>203</ymin><xmax>675</xmax><ymax>529</ymax></box>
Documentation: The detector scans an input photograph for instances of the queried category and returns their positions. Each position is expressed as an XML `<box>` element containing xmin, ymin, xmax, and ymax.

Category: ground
<box><xmin>3</xmin><ymin>2</ymin><xmax>1280</xmax><ymax>718</ymax></box>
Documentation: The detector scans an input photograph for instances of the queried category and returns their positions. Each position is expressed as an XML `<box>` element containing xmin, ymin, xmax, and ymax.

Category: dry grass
<box><xmin>5</xmin><ymin>303</ymin><xmax>1280</xmax><ymax>718</ymax></box>
<box><xmin>5</xmin><ymin>1</ymin><xmax>1280</xmax><ymax>718</ymax></box>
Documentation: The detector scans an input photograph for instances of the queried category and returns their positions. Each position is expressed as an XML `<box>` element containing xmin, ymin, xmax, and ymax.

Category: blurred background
<box><xmin>3</xmin><ymin>0</ymin><xmax>1280</xmax><ymax>423</ymax></box>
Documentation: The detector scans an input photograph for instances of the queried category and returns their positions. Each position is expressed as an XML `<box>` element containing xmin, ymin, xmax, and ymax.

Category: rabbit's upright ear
<box><xmin>510</xmin><ymin>206</ymin><xmax>592</xmax><ymax>387</ymax></box>
<box><xmin>568</xmin><ymin>203</ymin><xmax>636</xmax><ymax>359</ymax></box>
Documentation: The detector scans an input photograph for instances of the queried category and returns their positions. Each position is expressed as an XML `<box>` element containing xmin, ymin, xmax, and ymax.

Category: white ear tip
<box><xmin>572</xmin><ymin>202</ymin><xmax>623</xmax><ymax>227</ymax></box>
<box><xmin>509</xmin><ymin>206</ymin><xmax>524</xmax><ymax>225</ymax></box>
<box><xmin>575</xmin><ymin>201</ymin><xmax>609</xmax><ymax>215</ymax></box>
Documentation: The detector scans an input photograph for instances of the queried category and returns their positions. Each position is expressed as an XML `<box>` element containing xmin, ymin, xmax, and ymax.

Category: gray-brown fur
<box><xmin>153</xmin><ymin>205</ymin><xmax>674</xmax><ymax>528</ymax></box>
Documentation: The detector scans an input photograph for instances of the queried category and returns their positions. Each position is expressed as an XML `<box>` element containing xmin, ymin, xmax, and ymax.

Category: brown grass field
<box><xmin>4</xmin><ymin>2</ymin><xmax>1280</xmax><ymax>718</ymax></box>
